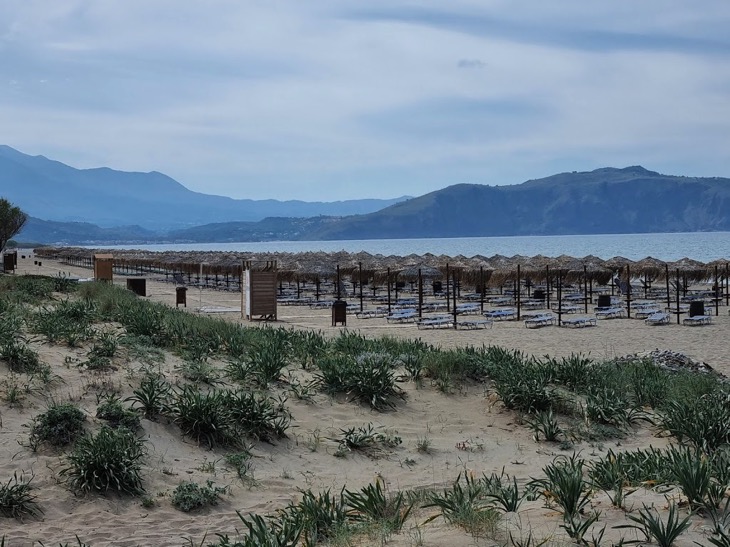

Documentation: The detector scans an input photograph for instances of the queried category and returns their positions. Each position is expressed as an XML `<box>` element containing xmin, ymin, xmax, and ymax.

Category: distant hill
<box><xmin>11</xmin><ymin>165</ymin><xmax>730</xmax><ymax>245</ymax></box>
<box><xmin>303</xmin><ymin>166</ymin><xmax>730</xmax><ymax>239</ymax></box>
<box><xmin>0</xmin><ymin>145</ymin><xmax>409</xmax><ymax>230</ymax></box>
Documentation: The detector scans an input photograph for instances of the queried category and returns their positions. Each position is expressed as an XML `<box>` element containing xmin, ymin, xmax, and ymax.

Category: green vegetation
<box><xmin>28</xmin><ymin>402</ymin><xmax>86</xmax><ymax>450</ymax></box>
<box><xmin>0</xmin><ymin>472</ymin><xmax>42</xmax><ymax>519</ymax></box>
<box><xmin>1</xmin><ymin>274</ymin><xmax>729</xmax><ymax>545</ymax></box>
<box><xmin>60</xmin><ymin>426</ymin><xmax>146</xmax><ymax>495</ymax></box>
<box><xmin>171</xmin><ymin>480</ymin><xmax>227</xmax><ymax>512</ymax></box>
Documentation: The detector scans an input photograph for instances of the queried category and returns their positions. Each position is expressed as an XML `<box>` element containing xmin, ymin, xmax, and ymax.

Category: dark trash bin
<box><xmin>597</xmin><ymin>295</ymin><xmax>612</xmax><ymax>308</ymax></box>
<box><xmin>332</xmin><ymin>300</ymin><xmax>347</xmax><ymax>326</ymax></box>
<box><xmin>533</xmin><ymin>289</ymin><xmax>545</xmax><ymax>301</ymax></box>
<box><xmin>432</xmin><ymin>281</ymin><xmax>443</xmax><ymax>293</ymax></box>
<box><xmin>126</xmin><ymin>278</ymin><xmax>147</xmax><ymax>297</ymax></box>
<box><xmin>176</xmin><ymin>287</ymin><xmax>187</xmax><ymax>307</ymax></box>
<box><xmin>689</xmin><ymin>301</ymin><xmax>705</xmax><ymax>317</ymax></box>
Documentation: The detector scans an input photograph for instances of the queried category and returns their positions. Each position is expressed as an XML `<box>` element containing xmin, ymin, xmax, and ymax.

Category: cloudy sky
<box><xmin>2</xmin><ymin>1</ymin><xmax>729</xmax><ymax>201</ymax></box>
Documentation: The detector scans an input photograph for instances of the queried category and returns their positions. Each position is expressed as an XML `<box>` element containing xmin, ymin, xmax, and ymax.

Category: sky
<box><xmin>2</xmin><ymin>1</ymin><xmax>730</xmax><ymax>202</ymax></box>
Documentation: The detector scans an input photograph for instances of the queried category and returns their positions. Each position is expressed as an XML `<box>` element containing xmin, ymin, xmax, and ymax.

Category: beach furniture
<box><xmin>455</xmin><ymin>303</ymin><xmax>480</xmax><ymax>315</ymax></box>
<box><xmin>386</xmin><ymin>309</ymin><xmax>418</xmax><ymax>323</ymax></box>
<box><xmin>524</xmin><ymin>313</ymin><xmax>555</xmax><ymax>328</ymax></box>
<box><xmin>645</xmin><ymin>312</ymin><xmax>670</xmax><ymax>325</ymax></box>
<box><xmin>483</xmin><ymin>308</ymin><xmax>517</xmax><ymax>321</ymax></box>
<box><xmin>417</xmin><ymin>315</ymin><xmax>453</xmax><ymax>329</ymax></box>
<box><xmin>355</xmin><ymin>308</ymin><xmax>388</xmax><ymax>319</ymax></box>
<box><xmin>683</xmin><ymin>315</ymin><xmax>712</xmax><ymax>326</ymax></box>
<box><xmin>560</xmin><ymin>316</ymin><xmax>597</xmax><ymax>328</ymax></box>
<box><xmin>457</xmin><ymin>318</ymin><xmax>493</xmax><ymax>329</ymax></box>
<box><xmin>595</xmin><ymin>307</ymin><xmax>625</xmax><ymax>319</ymax></box>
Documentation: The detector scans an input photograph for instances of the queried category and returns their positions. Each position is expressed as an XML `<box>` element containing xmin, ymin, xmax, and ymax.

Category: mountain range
<box><xmin>0</xmin><ymin>145</ymin><xmax>408</xmax><ymax>230</ymax></box>
<box><xmin>3</xmin><ymin>145</ymin><xmax>730</xmax><ymax>245</ymax></box>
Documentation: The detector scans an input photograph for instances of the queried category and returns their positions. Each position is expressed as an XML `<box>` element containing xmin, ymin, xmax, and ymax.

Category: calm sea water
<box><xmin>100</xmin><ymin>232</ymin><xmax>730</xmax><ymax>263</ymax></box>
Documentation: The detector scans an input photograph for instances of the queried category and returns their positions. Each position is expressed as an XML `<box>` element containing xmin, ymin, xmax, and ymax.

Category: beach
<box><xmin>1</xmin><ymin>252</ymin><xmax>727</xmax><ymax>546</ymax></box>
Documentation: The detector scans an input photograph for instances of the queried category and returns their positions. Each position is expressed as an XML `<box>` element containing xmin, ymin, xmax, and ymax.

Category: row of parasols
<box><xmin>34</xmin><ymin>247</ymin><xmax>727</xmax><ymax>287</ymax></box>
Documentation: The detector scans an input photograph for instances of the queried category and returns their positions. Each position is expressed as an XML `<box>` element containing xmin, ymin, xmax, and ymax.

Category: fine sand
<box><xmin>1</xmin><ymin>252</ymin><xmax>728</xmax><ymax>546</ymax></box>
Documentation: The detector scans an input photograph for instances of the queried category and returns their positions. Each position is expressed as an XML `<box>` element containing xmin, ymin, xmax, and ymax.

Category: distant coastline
<box><xmin>82</xmin><ymin>231</ymin><xmax>730</xmax><ymax>263</ymax></box>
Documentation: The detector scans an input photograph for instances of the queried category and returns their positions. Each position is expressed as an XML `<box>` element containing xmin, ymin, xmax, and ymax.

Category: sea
<box><xmin>99</xmin><ymin>232</ymin><xmax>730</xmax><ymax>263</ymax></box>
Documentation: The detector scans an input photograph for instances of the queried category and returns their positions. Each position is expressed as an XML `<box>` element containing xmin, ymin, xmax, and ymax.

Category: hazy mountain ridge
<box><xmin>5</xmin><ymin>146</ymin><xmax>730</xmax><ymax>245</ymax></box>
<box><xmin>0</xmin><ymin>145</ymin><xmax>409</xmax><ymax>230</ymax></box>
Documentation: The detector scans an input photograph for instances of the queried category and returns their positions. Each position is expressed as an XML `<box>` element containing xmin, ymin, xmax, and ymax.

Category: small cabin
<box><xmin>93</xmin><ymin>253</ymin><xmax>114</xmax><ymax>282</ymax></box>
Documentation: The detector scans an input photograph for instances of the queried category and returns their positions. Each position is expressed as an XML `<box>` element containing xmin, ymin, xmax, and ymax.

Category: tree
<box><xmin>0</xmin><ymin>198</ymin><xmax>28</xmax><ymax>253</ymax></box>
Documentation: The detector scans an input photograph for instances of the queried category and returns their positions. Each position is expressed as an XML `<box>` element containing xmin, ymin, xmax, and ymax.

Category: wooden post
<box><xmin>546</xmin><ymin>265</ymin><xmax>551</xmax><ymax>310</ymax></box>
<box><xmin>359</xmin><ymin>262</ymin><xmax>364</xmax><ymax>312</ymax></box>
<box><xmin>583</xmin><ymin>265</ymin><xmax>588</xmax><ymax>314</ymax></box>
<box><xmin>665</xmin><ymin>264</ymin><xmax>671</xmax><ymax>310</ymax></box>
<box><xmin>336</xmin><ymin>265</ymin><xmax>340</xmax><ymax>300</ymax></box>
<box><xmin>418</xmin><ymin>268</ymin><xmax>423</xmax><ymax>318</ymax></box>
<box><xmin>516</xmin><ymin>265</ymin><xmax>521</xmax><ymax>320</ymax></box>
<box><xmin>452</xmin><ymin>270</ymin><xmax>458</xmax><ymax>329</ymax></box>
<box><xmin>626</xmin><ymin>264</ymin><xmax>632</xmax><ymax>319</ymax></box>
<box><xmin>715</xmin><ymin>265</ymin><xmax>719</xmax><ymax>316</ymax></box>
<box><xmin>480</xmin><ymin>266</ymin><xmax>485</xmax><ymax>313</ymax></box>
<box><xmin>387</xmin><ymin>268</ymin><xmax>392</xmax><ymax>313</ymax></box>
<box><xmin>557</xmin><ymin>270</ymin><xmax>563</xmax><ymax>326</ymax></box>
<box><xmin>676</xmin><ymin>268</ymin><xmax>681</xmax><ymax>324</ymax></box>
<box><xmin>445</xmin><ymin>263</ymin><xmax>450</xmax><ymax>312</ymax></box>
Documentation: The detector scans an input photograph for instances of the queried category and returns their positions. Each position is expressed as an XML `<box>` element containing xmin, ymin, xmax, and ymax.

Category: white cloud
<box><xmin>0</xmin><ymin>1</ymin><xmax>729</xmax><ymax>200</ymax></box>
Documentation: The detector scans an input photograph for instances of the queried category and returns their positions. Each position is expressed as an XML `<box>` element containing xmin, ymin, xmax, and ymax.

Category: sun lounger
<box><xmin>387</xmin><ymin>309</ymin><xmax>418</xmax><ymax>323</ymax></box>
<box><xmin>483</xmin><ymin>308</ymin><xmax>517</xmax><ymax>321</ymax></box>
<box><xmin>524</xmin><ymin>313</ymin><xmax>555</xmax><ymax>328</ymax></box>
<box><xmin>683</xmin><ymin>315</ymin><xmax>712</xmax><ymax>326</ymax></box>
<box><xmin>645</xmin><ymin>312</ymin><xmax>670</xmax><ymax>325</ymax></box>
<box><xmin>560</xmin><ymin>316</ymin><xmax>597</xmax><ymax>328</ymax></box>
<box><xmin>457</xmin><ymin>318</ymin><xmax>493</xmax><ymax>330</ymax></box>
<box><xmin>356</xmin><ymin>308</ymin><xmax>388</xmax><ymax>319</ymax></box>
<box><xmin>551</xmin><ymin>304</ymin><xmax>581</xmax><ymax>314</ymax></box>
<box><xmin>634</xmin><ymin>307</ymin><xmax>662</xmax><ymax>319</ymax></box>
<box><xmin>456</xmin><ymin>303</ymin><xmax>480</xmax><ymax>315</ymax></box>
<box><xmin>595</xmin><ymin>307</ymin><xmax>625</xmax><ymax>319</ymax></box>
<box><xmin>417</xmin><ymin>316</ymin><xmax>453</xmax><ymax>329</ymax></box>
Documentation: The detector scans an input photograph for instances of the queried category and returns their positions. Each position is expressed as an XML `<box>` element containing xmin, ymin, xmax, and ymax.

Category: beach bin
<box><xmin>597</xmin><ymin>295</ymin><xmax>612</xmax><ymax>308</ymax></box>
<box><xmin>176</xmin><ymin>287</ymin><xmax>187</xmax><ymax>307</ymax></box>
<box><xmin>332</xmin><ymin>300</ymin><xmax>347</xmax><ymax>326</ymax></box>
<box><xmin>433</xmin><ymin>281</ymin><xmax>443</xmax><ymax>294</ymax></box>
<box><xmin>126</xmin><ymin>278</ymin><xmax>146</xmax><ymax>297</ymax></box>
<box><xmin>689</xmin><ymin>301</ymin><xmax>705</xmax><ymax>317</ymax></box>
<box><xmin>533</xmin><ymin>289</ymin><xmax>545</xmax><ymax>301</ymax></box>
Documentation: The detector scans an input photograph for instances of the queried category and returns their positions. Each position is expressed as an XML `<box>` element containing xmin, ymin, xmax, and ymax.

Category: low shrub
<box><xmin>61</xmin><ymin>426</ymin><xmax>146</xmax><ymax>495</ymax></box>
<box><xmin>96</xmin><ymin>394</ymin><xmax>141</xmax><ymax>430</ymax></box>
<box><xmin>28</xmin><ymin>403</ymin><xmax>86</xmax><ymax>450</ymax></box>
<box><xmin>0</xmin><ymin>472</ymin><xmax>43</xmax><ymax>519</ymax></box>
<box><xmin>171</xmin><ymin>480</ymin><xmax>227</xmax><ymax>512</ymax></box>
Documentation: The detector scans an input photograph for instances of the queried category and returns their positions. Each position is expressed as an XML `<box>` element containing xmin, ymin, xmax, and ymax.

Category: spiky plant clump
<box><xmin>171</xmin><ymin>480</ymin><xmax>227</xmax><ymax>512</ymax></box>
<box><xmin>0</xmin><ymin>472</ymin><xmax>43</xmax><ymax>519</ymax></box>
<box><xmin>28</xmin><ymin>403</ymin><xmax>86</xmax><ymax>450</ymax></box>
<box><xmin>61</xmin><ymin>426</ymin><xmax>146</xmax><ymax>495</ymax></box>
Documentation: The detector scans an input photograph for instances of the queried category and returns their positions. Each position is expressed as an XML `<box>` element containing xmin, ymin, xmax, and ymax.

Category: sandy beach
<box><xmin>1</xmin><ymin>252</ymin><xmax>728</xmax><ymax>546</ymax></box>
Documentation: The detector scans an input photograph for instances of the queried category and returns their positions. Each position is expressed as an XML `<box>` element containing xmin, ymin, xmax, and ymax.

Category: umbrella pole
<box><xmin>726</xmin><ymin>263</ymin><xmax>729</xmax><ymax>307</ymax></box>
<box><xmin>626</xmin><ymin>264</ymin><xmax>632</xmax><ymax>319</ymax></box>
<box><xmin>480</xmin><ymin>266</ymin><xmax>484</xmax><ymax>313</ymax></box>
<box><xmin>715</xmin><ymin>265</ymin><xmax>719</xmax><ymax>316</ymax></box>
<box><xmin>387</xmin><ymin>268</ymin><xmax>391</xmax><ymax>313</ymax></box>
<box><xmin>583</xmin><ymin>265</ymin><xmax>588</xmax><ymax>314</ymax></box>
<box><xmin>557</xmin><ymin>270</ymin><xmax>563</xmax><ymax>326</ymax></box>
<box><xmin>418</xmin><ymin>269</ymin><xmax>423</xmax><ymax>319</ymax></box>
<box><xmin>546</xmin><ymin>266</ymin><xmax>551</xmax><ymax>310</ymax></box>
<box><xmin>359</xmin><ymin>262</ymin><xmax>363</xmax><ymax>312</ymax></box>
<box><xmin>676</xmin><ymin>268</ymin><xmax>681</xmax><ymax>324</ymax></box>
<box><xmin>452</xmin><ymin>270</ymin><xmax>458</xmax><ymax>329</ymax></box>
<box><xmin>446</xmin><ymin>263</ymin><xmax>450</xmax><ymax>312</ymax></box>
<box><xmin>516</xmin><ymin>265</ymin><xmax>521</xmax><ymax>320</ymax></box>
<box><xmin>665</xmin><ymin>265</ymin><xmax>670</xmax><ymax>310</ymax></box>
<box><xmin>337</xmin><ymin>265</ymin><xmax>342</xmax><ymax>300</ymax></box>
